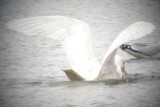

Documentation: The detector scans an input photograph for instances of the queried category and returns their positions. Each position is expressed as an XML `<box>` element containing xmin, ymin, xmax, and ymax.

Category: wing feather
<box><xmin>98</xmin><ymin>22</ymin><xmax>155</xmax><ymax>79</ymax></box>
<box><xmin>102</xmin><ymin>22</ymin><xmax>155</xmax><ymax>63</ymax></box>
<box><xmin>6</xmin><ymin>16</ymin><xmax>100</xmax><ymax>80</ymax></box>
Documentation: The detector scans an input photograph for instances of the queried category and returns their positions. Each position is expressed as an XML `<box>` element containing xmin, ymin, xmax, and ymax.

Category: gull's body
<box><xmin>120</xmin><ymin>43</ymin><xmax>160</xmax><ymax>59</ymax></box>
<box><xmin>6</xmin><ymin>16</ymin><xmax>155</xmax><ymax>81</ymax></box>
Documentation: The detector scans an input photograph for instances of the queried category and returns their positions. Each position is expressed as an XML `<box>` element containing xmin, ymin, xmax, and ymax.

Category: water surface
<box><xmin>0</xmin><ymin>0</ymin><xmax>160</xmax><ymax>107</ymax></box>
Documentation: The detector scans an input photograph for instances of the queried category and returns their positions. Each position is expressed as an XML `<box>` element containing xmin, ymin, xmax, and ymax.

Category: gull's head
<box><xmin>115</xmin><ymin>55</ymin><xmax>127</xmax><ymax>78</ymax></box>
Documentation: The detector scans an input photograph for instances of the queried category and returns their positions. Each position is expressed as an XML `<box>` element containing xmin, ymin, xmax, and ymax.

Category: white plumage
<box><xmin>6</xmin><ymin>16</ymin><xmax>155</xmax><ymax>81</ymax></box>
<box><xmin>120</xmin><ymin>42</ymin><xmax>160</xmax><ymax>59</ymax></box>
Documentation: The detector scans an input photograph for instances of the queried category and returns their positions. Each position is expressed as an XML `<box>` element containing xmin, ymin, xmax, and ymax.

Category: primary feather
<box><xmin>98</xmin><ymin>22</ymin><xmax>155</xmax><ymax>79</ymax></box>
<box><xmin>6</xmin><ymin>16</ymin><xmax>100</xmax><ymax>80</ymax></box>
<box><xmin>102</xmin><ymin>22</ymin><xmax>155</xmax><ymax>63</ymax></box>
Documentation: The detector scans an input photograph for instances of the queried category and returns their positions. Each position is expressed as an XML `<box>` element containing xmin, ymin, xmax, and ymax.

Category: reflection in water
<box><xmin>24</xmin><ymin>73</ymin><xmax>159</xmax><ymax>87</ymax></box>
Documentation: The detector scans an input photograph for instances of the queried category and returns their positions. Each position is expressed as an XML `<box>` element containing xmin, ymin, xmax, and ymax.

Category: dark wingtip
<box><xmin>120</xmin><ymin>44</ymin><xmax>125</xmax><ymax>50</ymax></box>
<box><xmin>120</xmin><ymin>44</ymin><xmax>132</xmax><ymax>50</ymax></box>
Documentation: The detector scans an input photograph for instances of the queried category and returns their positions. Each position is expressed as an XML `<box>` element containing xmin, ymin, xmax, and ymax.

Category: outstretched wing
<box><xmin>6</xmin><ymin>16</ymin><xmax>100</xmax><ymax>80</ymax></box>
<box><xmin>132</xmin><ymin>43</ymin><xmax>160</xmax><ymax>57</ymax></box>
<box><xmin>98</xmin><ymin>22</ymin><xmax>155</xmax><ymax>80</ymax></box>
